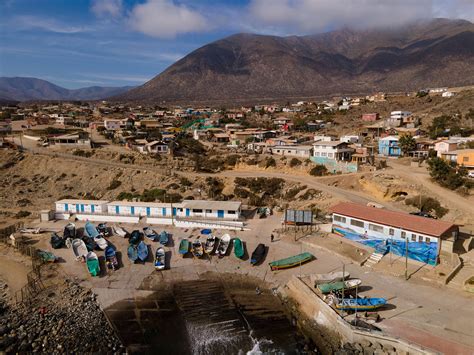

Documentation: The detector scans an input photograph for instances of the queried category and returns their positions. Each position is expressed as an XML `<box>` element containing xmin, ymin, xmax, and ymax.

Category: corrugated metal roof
<box><xmin>330</xmin><ymin>202</ymin><xmax>456</xmax><ymax>237</ymax></box>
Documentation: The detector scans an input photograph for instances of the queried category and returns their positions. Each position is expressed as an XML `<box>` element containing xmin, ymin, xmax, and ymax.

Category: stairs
<box><xmin>448</xmin><ymin>260</ymin><xmax>474</xmax><ymax>290</ymax></box>
<box><xmin>364</xmin><ymin>251</ymin><xmax>385</xmax><ymax>268</ymax></box>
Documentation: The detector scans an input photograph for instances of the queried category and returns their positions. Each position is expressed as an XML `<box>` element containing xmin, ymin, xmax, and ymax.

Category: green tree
<box><xmin>398</xmin><ymin>135</ymin><xmax>416</xmax><ymax>156</ymax></box>
<box><xmin>427</xmin><ymin>158</ymin><xmax>467</xmax><ymax>190</ymax></box>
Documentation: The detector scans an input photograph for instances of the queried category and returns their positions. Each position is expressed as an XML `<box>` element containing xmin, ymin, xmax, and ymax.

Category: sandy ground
<box><xmin>0</xmin><ymin>245</ymin><xmax>30</xmax><ymax>299</ymax></box>
<box><xmin>14</xmin><ymin>212</ymin><xmax>473</xmax><ymax>354</ymax></box>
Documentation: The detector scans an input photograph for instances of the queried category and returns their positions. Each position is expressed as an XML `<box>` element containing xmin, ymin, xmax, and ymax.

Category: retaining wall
<box><xmin>285</xmin><ymin>276</ymin><xmax>437</xmax><ymax>355</ymax></box>
<box><xmin>75</xmin><ymin>214</ymin><xmax>140</xmax><ymax>224</ymax></box>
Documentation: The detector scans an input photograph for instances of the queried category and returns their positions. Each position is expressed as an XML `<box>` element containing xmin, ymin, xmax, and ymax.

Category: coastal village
<box><xmin>0</xmin><ymin>86</ymin><xmax>474</xmax><ymax>354</ymax></box>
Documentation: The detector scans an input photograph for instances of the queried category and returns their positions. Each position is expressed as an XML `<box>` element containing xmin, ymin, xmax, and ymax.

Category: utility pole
<box><xmin>405</xmin><ymin>238</ymin><xmax>409</xmax><ymax>280</ymax></box>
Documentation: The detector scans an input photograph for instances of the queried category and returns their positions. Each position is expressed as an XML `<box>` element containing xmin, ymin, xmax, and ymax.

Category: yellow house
<box><xmin>456</xmin><ymin>149</ymin><xmax>474</xmax><ymax>168</ymax></box>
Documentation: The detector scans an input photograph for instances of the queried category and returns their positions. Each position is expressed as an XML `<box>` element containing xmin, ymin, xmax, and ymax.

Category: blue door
<box><xmin>91</xmin><ymin>205</ymin><xmax>95</xmax><ymax>213</ymax></box>
<box><xmin>131</xmin><ymin>206</ymin><xmax>135</xmax><ymax>215</ymax></box>
<box><xmin>80</xmin><ymin>204</ymin><xmax>85</xmax><ymax>212</ymax></box>
<box><xmin>162</xmin><ymin>207</ymin><xmax>167</xmax><ymax>216</ymax></box>
<box><xmin>172</xmin><ymin>208</ymin><xmax>177</xmax><ymax>216</ymax></box>
<box><xmin>146</xmin><ymin>207</ymin><xmax>151</xmax><ymax>216</ymax></box>
<box><xmin>76</xmin><ymin>204</ymin><xmax>79</xmax><ymax>212</ymax></box>
<box><xmin>64</xmin><ymin>203</ymin><xmax>68</xmax><ymax>212</ymax></box>
<box><xmin>186</xmin><ymin>209</ymin><xmax>190</xmax><ymax>217</ymax></box>
<box><xmin>217</xmin><ymin>210</ymin><xmax>224</xmax><ymax>218</ymax></box>
<box><xmin>115</xmin><ymin>206</ymin><xmax>120</xmax><ymax>214</ymax></box>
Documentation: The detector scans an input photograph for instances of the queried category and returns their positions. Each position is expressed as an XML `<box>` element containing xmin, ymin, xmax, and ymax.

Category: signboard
<box><xmin>285</xmin><ymin>209</ymin><xmax>313</xmax><ymax>225</ymax></box>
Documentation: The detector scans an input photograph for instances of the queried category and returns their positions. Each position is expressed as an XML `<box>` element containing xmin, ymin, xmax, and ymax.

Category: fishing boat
<box><xmin>250</xmin><ymin>244</ymin><xmax>266</xmax><ymax>265</ymax></box>
<box><xmin>154</xmin><ymin>247</ymin><xmax>166</xmax><ymax>270</ymax></box>
<box><xmin>311</xmin><ymin>271</ymin><xmax>350</xmax><ymax>285</ymax></box>
<box><xmin>86</xmin><ymin>251</ymin><xmax>100</xmax><ymax>276</ymax></box>
<box><xmin>317</xmin><ymin>279</ymin><xmax>362</xmax><ymax>294</ymax></box>
<box><xmin>127</xmin><ymin>244</ymin><xmax>138</xmax><ymax>263</ymax></box>
<box><xmin>158</xmin><ymin>231</ymin><xmax>169</xmax><ymax>246</ymax></box>
<box><xmin>204</xmin><ymin>235</ymin><xmax>216</xmax><ymax>254</ymax></box>
<box><xmin>94</xmin><ymin>236</ymin><xmax>108</xmax><ymax>250</ymax></box>
<box><xmin>50</xmin><ymin>232</ymin><xmax>65</xmax><ymax>249</ymax></box>
<box><xmin>84</xmin><ymin>221</ymin><xmax>99</xmax><ymax>238</ymax></box>
<box><xmin>269</xmin><ymin>252</ymin><xmax>314</xmax><ymax>271</ymax></box>
<box><xmin>72</xmin><ymin>238</ymin><xmax>88</xmax><ymax>261</ymax></box>
<box><xmin>233</xmin><ymin>238</ymin><xmax>244</xmax><ymax>259</ymax></box>
<box><xmin>129</xmin><ymin>230</ymin><xmax>142</xmax><ymax>245</ymax></box>
<box><xmin>335</xmin><ymin>298</ymin><xmax>387</xmax><ymax>311</ymax></box>
<box><xmin>137</xmin><ymin>241</ymin><xmax>149</xmax><ymax>262</ymax></box>
<box><xmin>143</xmin><ymin>226</ymin><xmax>158</xmax><ymax>241</ymax></box>
<box><xmin>201</xmin><ymin>229</ymin><xmax>212</xmax><ymax>235</ymax></box>
<box><xmin>105</xmin><ymin>246</ymin><xmax>118</xmax><ymax>270</ymax></box>
<box><xmin>216</xmin><ymin>234</ymin><xmax>231</xmax><ymax>258</ymax></box>
<box><xmin>179</xmin><ymin>239</ymin><xmax>190</xmax><ymax>256</ymax></box>
<box><xmin>37</xmin><ymin>250</ymin><xmax>57</xmax><ymax>263</ymax></box>
<box><xmin>112</xmin><ymin>225</ymin><xmax>128</xmax><ymax>238</ymax></box>
<box><xmin>192</xmin><ymin>240</ymin><xmax>204</xmax><ymax>258</ymax></box>
<box><xmin>97</xmin><ymin>223</ymin><xmax>110</xmax><ymax>237</ymax></box>
<box><xmin>63</xmin><ymin>223</ymin><xmax>76</xmax><ymax>239</ymax></box>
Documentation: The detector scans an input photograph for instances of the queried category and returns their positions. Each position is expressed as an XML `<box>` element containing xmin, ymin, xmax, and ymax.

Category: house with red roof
<box><xmin>330</xmin><ymin>202</ymin><xmax>458</xmax><ymax>265</ymax></box>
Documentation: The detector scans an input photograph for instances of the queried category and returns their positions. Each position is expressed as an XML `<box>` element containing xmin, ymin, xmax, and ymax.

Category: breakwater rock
<box><xmin>0</xmin><ymin>279</ymin><xmax>123</xmax><ymax>353</ymax></box>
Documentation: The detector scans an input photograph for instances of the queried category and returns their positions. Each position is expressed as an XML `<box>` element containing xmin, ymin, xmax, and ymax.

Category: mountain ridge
<box><xmin>116</xmin><ymin>18</ymin><xmax>474</xmax><ymax>104</ymax></box>
<box><xmin>0</xmin><ymin>77</ymin><xmax>135</xmax><ymax>102</ymax></box>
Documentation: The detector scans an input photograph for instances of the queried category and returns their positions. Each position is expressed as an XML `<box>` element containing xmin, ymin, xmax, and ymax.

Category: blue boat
<box><xmin>335</xmin><ymin>298</ymin><xmax>387</xmax><ymax>311</ymax></box>
<box><xmin>129</xmin><ymin>230</ymin><xmax>141</xmax><ymax>245</ymax></box>
<box><xmin>143</xmin><ymin>227</ymin><xmax>158</xmax><ymax>241</ymax></box>
<box><xmin>84</xmin><ymin>222</ymin><xmax>99</xmax><ymax>238</ymax></box>
<box><xmin>137</xmin><ymin>241</ymin><xmax>149</xmax><ymax>262</ymax></box>
<box><xmin>159</xmin><ymin>231</ymin><xmax>169</xmax><ymax>245</ymax></box>
<box><xmin>105</xmin><ymin>246</ymin><xmax>118</xmax><ymax>270</ymax></box>
<box><xmin>201</xmin><ymin>229</ymin><xmax>212</xmax><ymax>235</ymax></box>
<box><xmin>127</xmin><ymin>245</ymin><xmax>138</xmax><ymax>262</ymax></box>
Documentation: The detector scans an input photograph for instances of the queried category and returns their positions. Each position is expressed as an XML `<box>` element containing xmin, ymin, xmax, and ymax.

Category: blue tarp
<box><xmin>334</xmin><ymin>227</ymin><xmax>438</xmax><ymax>265</ymax></box>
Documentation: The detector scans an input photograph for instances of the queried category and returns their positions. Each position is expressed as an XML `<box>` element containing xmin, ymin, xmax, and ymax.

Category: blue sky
<box><xmin>1</xmin><ymin>0</ymin><xmax>472</xmax><ymax>89</ymax></box>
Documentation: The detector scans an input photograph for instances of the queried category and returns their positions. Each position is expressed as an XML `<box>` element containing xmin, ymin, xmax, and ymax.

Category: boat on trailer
<box><xmin>269</xmin><ymin>252</ymin><xmax>314</xmax><ymax>271</ymax></box>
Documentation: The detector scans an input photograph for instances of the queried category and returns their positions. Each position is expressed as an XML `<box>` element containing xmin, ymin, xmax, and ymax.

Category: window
<box><xmin>206</xmin><ymin>209</ymin><xmax>212</xmax><ymax>213</ymax></box>
<box><xmin>411</xmin><ymin>234</ymin><xmax>416</xmax><ymax>241</ymax></box>
<box><xmin>401</xmin><ymin>231</ymin><xmax>406</xmax><ymax>239</ymax></box>
<box><xmin>192</xmin><ymin>209</ymin><xmax>203</xmax><ymax>213</ymax></box>
<box><xmin>425</xmin><ymin>237</ymin><xmax>431</xmax><ymax>244</ymax></box>
<box><xmin>328</xmin><ymin>153</ymin><xmax>333</xmax><ymax>158</ymax></box>
<box><xmin>350</xmin><ymin>219</ymin><xmax>364</xmax><ymax>228</ymax></box>
<box><xmin>369</xmin><ymin>224</ymin><xmax>384</xmax><ymax>233</ymax></box>
<box><xmin>389</xmin><ymin>228</ymin><xmax>394</xmax><ymax>236</ymax></box>
<box><xmin>321</xmin><ymin>152</ymin><xmax>327</xmax><ymax>157</ymax></box>
<box><xmin>228</xmin><ymin>210</ymin><xmax>236</xmax><ymax>214</ymax></box>
<box><xmin>334</xmin><ymin>215</ymin><xmax>346</xmax><ymax>223</ymax></box>
<box><xmin>315</xmin><ymin>152</ymin><xmax>320</xmax><ymax>156</ymax></box>
<box><xmin>418</xmin><ymin>235</ymin><xmax>423</xmax><ymax>242</ymax></box>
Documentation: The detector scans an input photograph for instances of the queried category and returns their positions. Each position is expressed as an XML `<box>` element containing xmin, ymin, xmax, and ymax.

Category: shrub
<box><xmin>15</xmin><ymin>210</ymin><xmax>31</xmax><ymax>218</ymax></box>
<box><xmin>180</xmin><ymin>177</ymin><xmax>193</xmax><ymax>187</ymax></box>
<box><xmin>73</xmin><ymin>149</ymin><xmax>93</xmax><ymax>158</ymax></box>
<box><xmin>309</xmin><ymin>165</ymin><xmax>328</xmax><ymax>176</ymax></box>
<box><xmin>405</xmin><ymin>195</ymin><xmax>449</xmax><ymax>218</ymax></box>
<box><xmin>107</xmin><ymin>180</ymin><xmax>122</xmax><ymax>190</ymax></box>
<box><xmin>427</xmin><ymin>157</ymin><xmax>467</xmax><ymax>190</ymax></box>
<box><xmin>17</xmin><ymin>198</ymin><xmax>31</xmax><ymax>207</ymax></box>
<box><xmin>284</xmin><ymin>185</ymin><xmax>307</xmax><ymax>199</ymax></box>
<box><xmin>117</xmin><ymin>191</ymin><xmax>141</xmax><ymax>201</ymax></box>
<box><xmin>142</xmin><ymin>188</ymin><xmax>166</xmax><ymax>202</ymax></box>
<box><xmin>225</xmin><ymin>154</ymin><xmax>240</xmax><ymax>166</ymax></box>
<box><xmin>264</xmin><ymin>157</ymin><xmax>276</xmax><ymax>168</ymax></box>
<box><xmin>234</xmin><ymin>186</ymin><xmax>250</xmax><ymax>199</ymax></box>
<box><xmin>289</xmin><ymin>158</ymin><xmax>302</xmax><ymax>167</ymax></box>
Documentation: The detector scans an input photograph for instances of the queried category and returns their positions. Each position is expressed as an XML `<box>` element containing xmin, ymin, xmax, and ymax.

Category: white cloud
<box><xmin>14</xmin><ymin>15</ymin><xmax>87</xmax><ymax>33</ymax></box>
<box><xmin>128</xmin><ymin>0</ymin><xmax>208</xmax><ymax>38</ymax></box>
<box><xmin>91</xmin><ymin>0</ymin><xmax>123</xmax><ymax>18</ymax></box>
<box><xmin>247</xmin><ymin>0</ymin><xmax>472</xmax><ymax>34</ymax></box>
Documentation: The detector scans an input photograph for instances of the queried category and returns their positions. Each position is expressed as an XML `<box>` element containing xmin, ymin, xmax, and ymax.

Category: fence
<box><xmin>0</xmin><ymin>223</ymin><xmax>46</xmax><ymax>306</ymax></box>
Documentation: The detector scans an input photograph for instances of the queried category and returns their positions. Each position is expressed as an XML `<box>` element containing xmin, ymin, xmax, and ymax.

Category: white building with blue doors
<box><xmin>55</xmin><ymin>199</ymin><xmax>108</xmax><ymax>214</ymax></box>
<box><xmin>106</xmin><ymin>201</ymin><xmax>179</xmax><ymax>217</ymax></box>
<box><xmin>180</xmin><ymin>200</ymin><xmax>241</xmax><ymax>220</ymax></box>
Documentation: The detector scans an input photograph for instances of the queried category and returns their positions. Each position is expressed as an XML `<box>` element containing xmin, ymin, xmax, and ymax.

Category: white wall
<box><xmin>75</xmin><ymin>214</ymin><xmax>140</xmax><ymax>223</ymax></box>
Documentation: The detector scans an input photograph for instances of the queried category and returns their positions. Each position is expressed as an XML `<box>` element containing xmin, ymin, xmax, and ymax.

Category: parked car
<box><xmin>468</xmin><ymin>171</ymin><xmax>474</xmax><ymax>178</ymax></box>
<box><xmin>409</xmin><ymin>211</ymin><xmax>437</xmax><ymax>219</ymax></box>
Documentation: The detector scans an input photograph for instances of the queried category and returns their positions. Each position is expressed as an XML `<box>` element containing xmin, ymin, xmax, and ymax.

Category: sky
<box><xmin>0</xmin><ymin>0</ymin><xmax>472</xmax><ymax>89</ymax></box>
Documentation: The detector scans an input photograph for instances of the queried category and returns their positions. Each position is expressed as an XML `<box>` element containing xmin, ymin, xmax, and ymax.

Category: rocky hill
<box><xmin>0</xmin><ymin>77</ymin><xmax>134</xmax><ymax>102</ymax></box>
<box><xmin>117</xmin><ymin>18</ymin><xmax>474</xmax><ymax>104</ymax></box>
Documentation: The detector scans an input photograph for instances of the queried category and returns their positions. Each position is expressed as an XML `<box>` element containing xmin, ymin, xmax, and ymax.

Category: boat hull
<box><xmin>269</xmin><ymin>252</ymin><xmax>314</xmax><ymax>271</ymax></box>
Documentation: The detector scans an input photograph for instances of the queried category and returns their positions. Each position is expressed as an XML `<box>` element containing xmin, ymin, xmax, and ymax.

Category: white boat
<box><xmin>72</xmin><ymin>239</ymin><xmax>88</xmax><ymax>261</ymax></box>
<box><xmin>216</xmin><ymin>234</ymin><xmax>231</xmax><ymax>258</ymax></box>
<box><xmin>112</xmin><ymin>225</ymin><xmax>128</xmax><ymax>238</ymax></box>
<box><xmin>310</xmin><ymin>271</ymin><xmax>351</xmax><ymax>286</ymax></box>
<box><xmin>204</xmin><ymin>235</ymin><xmax>217</xmax><ymax>254</ymax></box>
<box><xmin>94</xmin><ymin>236</ymin><xmax>108</xmax><ymax>250</ymax></box>
<box><xmin>155</xmin><ymin>247</ymin><xmax>166</xmax><ymax>270</ymax></box>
